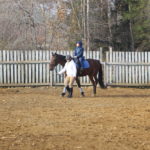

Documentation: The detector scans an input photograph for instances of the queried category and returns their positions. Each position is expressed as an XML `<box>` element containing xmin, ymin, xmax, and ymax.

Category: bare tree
<box><xmin>0</xmin><ymin>0</ymin><xmax>72</xmax><ymax>50</ymax></box>
<box><xmin>1</xmin><ymin>0</ymin><xmax>147</xmax><ymax>51</ymax></box>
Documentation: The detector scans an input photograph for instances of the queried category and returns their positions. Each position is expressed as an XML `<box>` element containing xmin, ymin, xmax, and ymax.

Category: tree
<box><xmin>0</xmin><ymin>0</ymin><xmax>71</xmax><ymax>50</ymax></box>
<box><xmin>122</xmin><ymin>0</ymin><xmax>150</xmax><ymax>51</ymax></box>
<box><xmin>1</xmin><ymin>0</ymin><xmax>149</xmax><ymax>51</ymax></box>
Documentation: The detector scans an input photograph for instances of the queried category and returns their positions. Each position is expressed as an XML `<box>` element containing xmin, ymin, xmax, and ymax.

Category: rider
<box><xmin>58</xmin><ymin>55</ymin><xmax>77</xmax><ymax>98</ymax></box>
<box><xmin>73</xmin><ymin>41</ymin><xmax>84</xmax><ymax>72</ymax></box>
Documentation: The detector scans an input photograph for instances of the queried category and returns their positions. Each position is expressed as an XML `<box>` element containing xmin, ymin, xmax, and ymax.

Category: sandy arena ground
<box><xmin>0</xmin><ymin>86</ymin><xmax>150</xmax><ymax>150</ymax></box>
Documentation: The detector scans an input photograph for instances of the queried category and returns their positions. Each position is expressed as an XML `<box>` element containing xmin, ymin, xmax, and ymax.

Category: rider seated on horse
<box><xmin>58</xmin><ymin>55</ymin><xmax>77</xmax><ymax>98</ymax></box>
<box><xmin>73</xmin><ymin>41</ymin><xmax>84</xmax><ymax>72</ymax></box>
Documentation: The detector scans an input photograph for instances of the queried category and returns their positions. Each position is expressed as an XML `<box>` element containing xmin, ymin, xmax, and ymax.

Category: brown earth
<box><xmin>0</xmin><ymin>86</ymin><xmax>150</xmax><ymax>150</ymax></box>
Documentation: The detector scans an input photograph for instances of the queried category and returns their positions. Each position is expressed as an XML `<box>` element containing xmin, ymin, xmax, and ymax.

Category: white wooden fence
<box><xmin>104</xmin><ymin>50</ymin><xmax>150</xmax><ymax>86</ymax></box>
<box><xmin>0</xmin><ymin>50</ymin><xmax>102</xmax><ymax>87</ymax></box>
<box><xmin>0</xmin><ymin>49</ymin><xmax>150</xmax><ymax>87</ymax></box>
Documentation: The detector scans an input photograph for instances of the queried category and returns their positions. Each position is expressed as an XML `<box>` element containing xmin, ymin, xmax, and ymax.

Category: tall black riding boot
<box><xmin>66</xmin><ymin>86</ymin><xmax>70</xmax><ymax>93</ymax></box>
<box><xmin>61</xmin><ymin>86</ymin><xmax>70</xmax><ymax>97</ymax></box>
<box><xmin>67</xmin><ymin>88</ymin><xmax>73</xmax><ymax>98</ymax></box>
<box><xmin>79</xmin><ymin>63</ymin><xmax>84</xmax><ymax>74</ymax></box>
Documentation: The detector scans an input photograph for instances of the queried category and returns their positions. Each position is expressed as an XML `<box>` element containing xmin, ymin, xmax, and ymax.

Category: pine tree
<box><xmin>122</xmin><ymin>0</ymin><xmax>150</xmax><ymax>51</ymax></box>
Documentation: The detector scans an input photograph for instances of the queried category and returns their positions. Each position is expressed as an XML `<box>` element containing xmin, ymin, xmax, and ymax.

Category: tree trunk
<box><xmin>129</xmin><ymin>4</ymin><xmax>135</xmax><ymax>51</ymax></box>
<box><xmin>83</xmin><ymin>0</ymin><xmax>87</xmax><ymax>50</ymax></box>
<box><xmin>86</xmin><ymin>0</ymin><xmax>90</xmax><ymax>51</ymax></box>
<box><xmin>107</xmin><ymin>0</ymin><xmax>112</xmax><ymax>43</ymax></box>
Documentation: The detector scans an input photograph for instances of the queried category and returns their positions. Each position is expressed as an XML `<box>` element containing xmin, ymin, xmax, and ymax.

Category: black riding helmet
<box><xmin>66</xmin><ymin>55</ymin><xmax>72</xmax><ymax>61</ymax></box>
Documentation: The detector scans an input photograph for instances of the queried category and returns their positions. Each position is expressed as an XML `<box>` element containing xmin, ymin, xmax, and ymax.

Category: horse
<box><xmin>49</xmin><ymin>53</ymin><xmax>106</xmax><ymax>96</ymax></box>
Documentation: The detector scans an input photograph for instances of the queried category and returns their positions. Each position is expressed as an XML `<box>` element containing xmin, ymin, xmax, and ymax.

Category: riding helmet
<box><xmin>66</xmin><ymin>55</ymin><xmax>72</xmax><ymax>61</ymax></box>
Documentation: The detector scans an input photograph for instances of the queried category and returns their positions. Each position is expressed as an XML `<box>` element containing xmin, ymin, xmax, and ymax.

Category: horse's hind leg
<box><xmin>89</xmin><ymin>75</ymin><xmax>96</xmax><ymax>96</ymax></box>
<box><xmin>94</xmin><ymin>75</ymin><xmax>99</xmax><ymax>86</ymax></box>
<box><xmin>76</xmin><ymin>77</ymin><xmax>85</xmax><ymax>97</ymax></box>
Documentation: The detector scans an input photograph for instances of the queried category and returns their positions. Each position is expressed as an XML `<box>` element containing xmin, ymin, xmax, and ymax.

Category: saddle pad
<box><xmin>76</xmin><ymin>60</ymin><xmax>90</xmax><ymax>69</ymax></box>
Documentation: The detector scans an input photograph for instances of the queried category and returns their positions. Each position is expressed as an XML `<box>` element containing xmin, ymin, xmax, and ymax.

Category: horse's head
<box><xmin>50</xmin><ymin>53</ymin><xmax>59</xmax><ymax>70</ymax></box>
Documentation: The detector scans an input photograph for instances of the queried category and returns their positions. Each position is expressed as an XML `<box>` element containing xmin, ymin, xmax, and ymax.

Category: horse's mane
<box><xmin>57</xmin><ymin>54</ymin><xmax>66</xmax><ymax>61</ymax></box>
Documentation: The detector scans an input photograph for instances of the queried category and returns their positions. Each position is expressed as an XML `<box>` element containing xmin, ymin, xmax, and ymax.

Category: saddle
<box><xmin>73</xmin><ymin>57</ymin><xmax>90</xmax><ymax>69</ymax></box>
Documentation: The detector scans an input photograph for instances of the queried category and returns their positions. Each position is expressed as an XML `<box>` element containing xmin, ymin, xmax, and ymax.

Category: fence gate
<box><xmin>0</xmin><ymin>50</ymin><xmax>102</xmax><ymax>87</ymax></box>
<box><xmin>104</xmin><ymin>50</ymin><xmax>150</xmax><ymax>86</ymax></box>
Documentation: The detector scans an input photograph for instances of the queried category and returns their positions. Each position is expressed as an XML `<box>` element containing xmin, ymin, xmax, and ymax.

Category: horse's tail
<box><xmin>98</xmin><ymin>62</ymin><xmax>106</xmax><ymax>89</ymax></box>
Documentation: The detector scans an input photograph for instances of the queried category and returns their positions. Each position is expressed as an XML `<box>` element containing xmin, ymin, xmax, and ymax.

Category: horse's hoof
<box><xmin>61</xmin><ymin>93</ymin><xmax>65</xmax><ymax>97</ymax></box>
<box><xmin>81</xmin><ymin>92</ymin><xmax>85</xmax><ymax>97</ymax></box>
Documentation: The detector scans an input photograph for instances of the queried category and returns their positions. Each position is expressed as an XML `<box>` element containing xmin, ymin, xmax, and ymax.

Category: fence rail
<box><xmin>0</xmin><ymin>61</ymin><xmax>50</xmax><ymax>64</ymax></box>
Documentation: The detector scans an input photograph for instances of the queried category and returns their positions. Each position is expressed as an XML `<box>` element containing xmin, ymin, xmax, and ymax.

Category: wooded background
<box><xmin>0</xmin><ymin>0</ymin><xmax>149</xmax><ymax>51</ymax></box>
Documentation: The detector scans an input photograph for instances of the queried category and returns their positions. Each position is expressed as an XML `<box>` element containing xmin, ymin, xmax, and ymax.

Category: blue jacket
<box><xmin>73</xmin><ymin>47</ymin><xmax>84</xmax><ymax>58</ymax></box>
<box><xmin>73</xmin><ymin>41</ymin><xmax>84</xmax><ymax>58</ymax></box>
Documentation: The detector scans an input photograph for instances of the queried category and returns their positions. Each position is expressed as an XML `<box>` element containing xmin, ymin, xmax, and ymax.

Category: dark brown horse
<box><xmin>50</xmin><ymin>53</ymin><xmax>106</xmax><ymax>96</ymax></box>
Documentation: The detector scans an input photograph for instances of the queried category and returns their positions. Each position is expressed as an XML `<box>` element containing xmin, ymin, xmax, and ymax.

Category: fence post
<box><xmin>103</xmin><ymin>62</ymin><xmax>107</xmax><ymax>87</ymax></box>
<box><xmin>100</xmin><ymin>47</ymin><xmax>103</xmax><ymax>62</ymax></box>
<box><xmin>106</xmin><ymin>52</ymin><xmax>109</xmax><ymax>85</ymax></box>
<box><xmin>109</xmin><ymin>46</ymin><xmax>112</xmax><ymax>53</ymax></box>
<box><xmin>50</xmin><ymin>71</ymin><xmax>53</xmax><ymax>86</ymax></box>
<box><xmin>0</xmin><ymin>51</ymin><xmax>2</xmax><ymax>83</ymax></box>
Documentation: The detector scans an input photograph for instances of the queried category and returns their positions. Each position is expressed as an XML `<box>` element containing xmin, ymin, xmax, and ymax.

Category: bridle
<box><xmin>50</xmin><ymin>55</ymin><xmax>58</xmax><ymax>69</ymax></box>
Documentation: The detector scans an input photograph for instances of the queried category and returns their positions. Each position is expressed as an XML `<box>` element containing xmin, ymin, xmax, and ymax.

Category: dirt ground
<box><xmin>0</xmin><ymin>86</ymin><xmax>150</xmax><ymax>150</ymax></box>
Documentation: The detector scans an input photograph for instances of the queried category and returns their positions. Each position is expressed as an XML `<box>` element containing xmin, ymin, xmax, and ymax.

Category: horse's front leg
<box><xmin>76</xmin><ymin>77</ymin><xmax>85</xmax><ymax>97</ymax></box>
